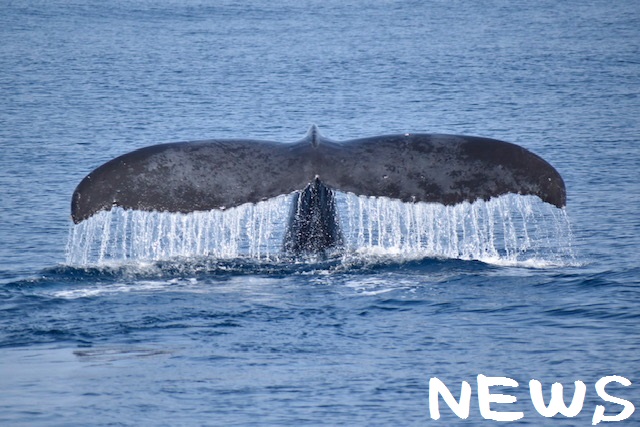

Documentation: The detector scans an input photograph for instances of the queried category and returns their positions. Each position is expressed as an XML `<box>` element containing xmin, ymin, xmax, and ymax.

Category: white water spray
<box><xmin>66</xmin><ymin>195</ymin><xmax>294</xmax><ymax>265</ymax></box>
<box><xmin>337</xmin><ymin>193</ymin><xmax>573</xmax><ymax>265</ymax></box>
<box><xmin>66</xmin><ymin>193</ymin><xmax>573</xmax><ymax>266</ymax></box>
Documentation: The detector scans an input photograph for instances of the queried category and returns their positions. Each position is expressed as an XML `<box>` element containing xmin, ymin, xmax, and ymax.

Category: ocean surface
<box><xmin>1</xmin><ymin>0</ymin><xmax>639</xmax><ymax>425</ymax></box>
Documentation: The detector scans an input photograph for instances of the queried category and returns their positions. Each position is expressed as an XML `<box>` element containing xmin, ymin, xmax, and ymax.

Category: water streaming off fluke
<box><xmin>66</xmin><ymin>193</ymin><xmax>574</xmax><ymax>266</ymax></box>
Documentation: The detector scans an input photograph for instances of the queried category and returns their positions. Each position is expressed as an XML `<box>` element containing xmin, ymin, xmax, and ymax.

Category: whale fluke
<box><xmin>71</xmin><ymin>126</ymin><xmax>565</xmax><ymax>254</ymax></box>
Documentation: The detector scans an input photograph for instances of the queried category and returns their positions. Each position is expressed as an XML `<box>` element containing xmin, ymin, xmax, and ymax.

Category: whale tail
<box><xmin>71</xmin><ymin>126</ymin><xmax>565</xmax><ymax>254</ymax></box>
<box><xmin>283</xmin><ymin>177</ymin><xmax>343</xmax><ymax>255</ymax></box>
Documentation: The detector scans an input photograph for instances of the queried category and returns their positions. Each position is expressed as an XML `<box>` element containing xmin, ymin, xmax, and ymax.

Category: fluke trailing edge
<box><xmin>71</xmin><ymin>126</ymin><xmax>566</xmax><ymax>253</ymax></box>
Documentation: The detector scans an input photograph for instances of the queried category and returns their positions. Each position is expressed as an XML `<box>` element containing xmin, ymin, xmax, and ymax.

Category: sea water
<box><xmin>1</xmin><ymin>0</ymin><xmax>639</xmax><ymax>425</ymax></box>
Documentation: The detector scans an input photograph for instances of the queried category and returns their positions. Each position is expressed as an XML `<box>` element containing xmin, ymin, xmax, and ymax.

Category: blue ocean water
<box><xmin>1</xmin><ymin>0</ymin><xmax>639</xmax><ymax>425</ymax></box>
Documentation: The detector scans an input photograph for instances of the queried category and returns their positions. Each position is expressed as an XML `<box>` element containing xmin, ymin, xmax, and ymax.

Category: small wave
<box><xmin>474</xmin><ymin>255</ymin><xmax>581</xmax><ymax>269</ymax></box>
<box><xmin>50</xmin><ymin>279</ymin><xmax>191</xmax><ymax>300</ymax></box>
<box><xmin>544</xmin><ymin>303</ymin><xmax>640</xmax><ymax>321</ymax></box>
<box><xmin>73</xmin><ymin>347</ymin><xmax>172</xmax><ymax>360</ymax></box>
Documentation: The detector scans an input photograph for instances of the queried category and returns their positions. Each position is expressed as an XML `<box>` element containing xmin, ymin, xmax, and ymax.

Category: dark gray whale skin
<box><xmin>71</xmin><ymin>125</ymin><xmax>566</xmax><ymax>225</ymax></box>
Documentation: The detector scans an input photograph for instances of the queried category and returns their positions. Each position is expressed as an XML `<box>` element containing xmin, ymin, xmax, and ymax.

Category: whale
<box><xmin>71</xmin><ymin>125</ymin><xmax>566</xmax><ymax>254</ymax></box>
